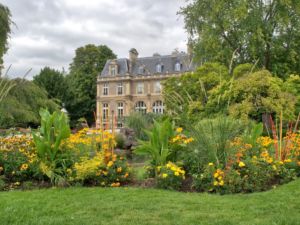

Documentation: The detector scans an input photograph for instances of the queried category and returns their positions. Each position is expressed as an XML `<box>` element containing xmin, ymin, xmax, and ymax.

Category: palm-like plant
<box><xmin>134</xmin><ymin>119</ymin><xmax>175</xmax><ymax>167</ymax></box>
<box><xmin>32</xmin><ymin>108</ymin><xmax>71</xmax><ymax>185</ymax></box>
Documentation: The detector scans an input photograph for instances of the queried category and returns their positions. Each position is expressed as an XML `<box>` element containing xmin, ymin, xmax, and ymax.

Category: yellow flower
<box><xmin>213</xmin><ymin>172</ymin><xmax>219</xmax><ymax>178</ymax></box>
<box><xmin>157</xmin><ymin>166</ymin><xmax>161</xmax><ymax>172</ymax></box>
<box><xmin>107</xmin><ymin>161</ymin><xmax>114</xmax><ymax>167</ymax></box>
<box><xmin>219</xmin><ymin>180</ymin><xmax>224</xmax><ymax>186</ymax></box>
<box><xmin>266</xmin><ymin>157</ymin><xmax>273</xmax><ymax>164</ymax></box>
<box><xmin>238</xmin><ymin>161</ymin><xmax>246</xmax><ymax>167</ymax></box>
<box><xmin>124</xmin><ymin>172</ymin><xmax>129</xmax><ymax>178</ymax></box>
<box><xmin>0</xmin><ymin>166</ymin><xmax>3</xmax><ymax>172</ymax></box>
<box><xmin>213</xmin><ymin>181</ymin><xmax>218</xmax><ymax>186</ymax></box>
<box><xmin>20</xmin><ymin>163</ymin><xmax>28</xmax><ymax>171</ymax></box>
<box><xmin>284</xmin><ymin>159</ymin><xmax>292</xmax><ymax>163</ymax></box>
<box><xmin>162</xmin><ymin>173</ymin><xmax>168</xmax><ymax>178</ymax></box>
<box><xmin>111</xmin><ymin>182</ymin><xmax>120</xmax><ymax>187</ymax></box>
<box><xmin>176</xmin><ymin>127</ymin><xmax>183</xmax><ymax>133</ymax></box>
<box><xmin>117</xmin><ymin>167</ymin><xmax>122</xmax><ymax>173</ymax></box>
<box><xmin>208</xmin><ymin>162</ymin><xmax>214</xmax><ymax>166</ymax></box>
<box><xmin>272</xmin><ymin>165</ymin><xmax>277</xmax><ymax>171</ymax></box>
<box><xmin>174</xmin><ymin>171</ymin><xmax>180</xmax><ymax>176</ymax></box>
<box><xmin>102</xmin><ymin>170</ymin><xmax>108</xmax><ymax>176</ymax></box>
<box><xmin>14</xmin><ymin>182</ymin><xmax>20</xmax><ymax>186</ymax></box>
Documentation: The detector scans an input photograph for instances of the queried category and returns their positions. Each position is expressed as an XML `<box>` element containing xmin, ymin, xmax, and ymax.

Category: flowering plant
<box><xmin>156</xmin><ymin>162</ymin><xmax>185</xmax><ymax>190</ymax></box>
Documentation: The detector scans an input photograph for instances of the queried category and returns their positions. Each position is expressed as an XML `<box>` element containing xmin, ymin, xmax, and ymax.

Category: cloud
<box><xmin>2</xmin><ymin>0</ymin><xmax>187</xmax><ymax>79</ymax></box>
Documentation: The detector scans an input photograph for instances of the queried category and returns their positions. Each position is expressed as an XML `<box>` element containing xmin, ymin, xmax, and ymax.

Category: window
<box><xmin>117</xmin><ymin>102</ymin><xmax>124</xmax><ymax>118</ymax></box>
<box><xmin>135</xmin><ymin>101</ymin><xmax>147</xmax><ymax>114</ymax></box>
<box><xmin>117</xmin><ymin>82</ymin><xmax>123</xmax><ymax>95</ymax></box>
<box><xmin>137</xmin><ymin>82</ymin><xmax>144</xmax><ymax>94</ymax></box>
<box><xmin>154</xmin><ymin>81</ymin><xmax>161</xmax><ymax>93</ymax></box>
<box><xmin>175</xmin><ymin>62</ymin><xmax>181</xmax><ymax>72</ymax></box>
<box><xmin>138</xmin><ymin>66</ymin><xmax>144</xmax><ymax>75</ymax></box>
<box><xmin>156</xmin><ymin>64</ymin><xmax>162</xmax><ymax>73</ymax></box>
<box><xmin>103</xmin><ymin>83</ymin><xmax>109</xmax><ymax>95</ymax></box>
<box><xmin>111</xmin><ymin>66</ymin><xmax>117</xmax><ymax>75</ymax></box>
<box><xmin>102</xmin><ymin>103</ymin><xmax>109</xmax><ymax>120</ymax></box>
<box><xmin>152</xmin><ymin>101</ymin><xmax>164</xmax><ymax>114</ymax></box>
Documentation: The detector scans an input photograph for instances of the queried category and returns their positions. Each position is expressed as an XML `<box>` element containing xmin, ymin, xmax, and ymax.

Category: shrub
<box><xmin>115</xmin><ymin>133</ymin><xmax>125</xmax><ymax>149</ymax></box>
<box><xmin>185</xmin><ymin>116</ymin><xmax>245</xmax><ymax>173</ymax></box>
<box><xmin>0</xmin><ymin>135</ymin><xmax>38</xmax><ymax>184</ymax></box>
<box><xmin>32</xmin><ymin>109</ymin><xmax>71</xmax><ymax>185</ymax></box>
<box><xmin>156</xmin><ymin>162</ymin><xmax>185</xmax><ymax>190</ymax></box>
<box><xmin>134</xmin><ymin>119</ymin><xmax>193</xmax><ymax>168</ymax></box>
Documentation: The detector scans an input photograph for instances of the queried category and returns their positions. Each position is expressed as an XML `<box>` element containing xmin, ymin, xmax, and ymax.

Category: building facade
<box><xmin>96</xmin><ymin>48</ymin><xmax>193</xmax><ymax>129</ymax></box>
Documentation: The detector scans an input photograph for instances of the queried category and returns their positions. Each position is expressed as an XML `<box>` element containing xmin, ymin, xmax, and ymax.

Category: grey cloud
<box><xmin>2</xmin><ymin>0</ymin><xmax>187</xmax><ymax>79</ymax></box>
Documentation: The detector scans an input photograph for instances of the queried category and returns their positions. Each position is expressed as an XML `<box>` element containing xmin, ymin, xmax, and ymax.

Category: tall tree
<box><xmin>180</xmin><ymin>0</ymin><xmax>300</xmax><ymax>77</ymax></box>
<box><xmin>33</xmin><ymin>67</ymin><xmax>66</xmax><ymax>103</ymax></box>
<box><xmin>0</xmin><ymin>3</ymin><xmax>12</xmax><ymax>73</ymax></box>
<box><xmin>65</xmin><ymin>44</ymin><xmax>116</xmax><ymax>125</ymax></box>
<box><xmin>0</xmin><ymin>79</ymin><xmax>58</xmax><ymax>128</ymax></box>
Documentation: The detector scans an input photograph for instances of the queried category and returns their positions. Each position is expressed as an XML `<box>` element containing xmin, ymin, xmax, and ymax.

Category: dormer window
<box><xmin>138</xmin><ymin>66</ymin><xmax>144</xmax><ymax>75</ymax></box>
<box><xmin>109</xmin><ymin>60</ymin><xmax>118</xmax><ymax>76</ymax></box>
<box><xmin>156</xmin><ymin>64</ymin><xmax>163</xmax><ymax>73</ymax></box>
<box><xmin>110</xmin><ymin>66</ymin><xmax>117</xmax><ymax>75</ymax></box>
<box><xmin>175</xmin><ymin>62</ymin><xmax>181</xmax><ymax>72</ymax></box>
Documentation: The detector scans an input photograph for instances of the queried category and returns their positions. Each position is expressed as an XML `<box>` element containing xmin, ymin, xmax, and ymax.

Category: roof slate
<box><xmin>100</xmin><ymin>53</ymin><xmax>193</xmax><ymax>77</ymax></box>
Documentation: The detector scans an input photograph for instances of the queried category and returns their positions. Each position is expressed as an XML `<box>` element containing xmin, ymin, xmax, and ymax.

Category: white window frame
<box><xmin>135</xmin><ymin>101</ymin><xmax>147</xmax><ymax>114</ymax></box>
<box><xmin>117</xmin><ymin>102</ymin><xmax>124</xmax><ymax>118</ymax></box>
<box><xmin>102</xmin><ymin>103</ymin><xmax>109</xmax><ymax>120</ymax></box>
<box><xmin>103</xmin><ymin>83</ymin><xmax>109</xmax><ymax>96</ymax></box>
<box><xmin>152</xmin><ymin>100</ymin><xmax>164</xmax><ymax>114</ymax></box>
<box><xmin>138</xmin><ymin>66</ymin><xmax>144</xmax><ymax>75</ymax></box>
<box><xmin>137</xmin><ymin>82</ymin><xmax>144</xmax><ymax>94</ymax></box>
<box><xmin>175</xmin><ymin>62</ymin><xmax>181</xmax><ymax>72</ymax></box>
<box><xmin>117</xmin><ymin>82</ymin><xmax>123</xmax><ymax>95</ymax></box>
<box><xmin>111</xmin><ymin>66</ymin><xmax>116</xmax><ymax>76</ymax></box>
<box><xmin>156</xmin><ymin>64</ymin><xmax>162</xmax><ymax>73</ymax></box>
<box><xmin>154</xmin><ymin>81</ymin><xmax>161</xmax><ymax>93</ymax></box>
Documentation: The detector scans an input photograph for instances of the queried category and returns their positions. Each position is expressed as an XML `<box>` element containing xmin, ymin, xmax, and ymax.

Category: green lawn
<box><xmin>0</xmin><ymin>180</ymin><xmax>300</xmax><ymax>225</ymax></box>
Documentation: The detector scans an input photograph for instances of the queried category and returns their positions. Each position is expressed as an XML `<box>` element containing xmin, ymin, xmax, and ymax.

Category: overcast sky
<box><xmin>2</xmin><ymin>0</ymin><xmax>188</xmax><ymax>79</ymax></box>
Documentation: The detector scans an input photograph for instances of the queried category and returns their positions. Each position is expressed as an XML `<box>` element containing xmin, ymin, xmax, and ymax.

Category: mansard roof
<box><xmin>100</xmin><ymin>52</ymin><xmax>193</xmax><ymax>77</ymax></box>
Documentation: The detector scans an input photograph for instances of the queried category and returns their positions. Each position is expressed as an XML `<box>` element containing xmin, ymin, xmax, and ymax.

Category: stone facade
<box><xmin>96</xmin><ymin>48</ymin><xmax>193</xmax><ymax>129</ymax></box>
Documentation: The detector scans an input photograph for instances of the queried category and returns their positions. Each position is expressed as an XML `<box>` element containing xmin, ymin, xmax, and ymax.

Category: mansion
<box><xmin>96</xmin><ymin>48</ymin><xmax>193</xmax><ymax>129</ymax></box>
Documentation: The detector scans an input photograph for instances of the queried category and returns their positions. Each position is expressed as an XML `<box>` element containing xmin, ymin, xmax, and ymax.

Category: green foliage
<box><xmin>65</xmin><ymin>44</ymin><xmax>116</xmax><ymax>125</ymax></box>
<box><xmin>284</xmin><ymin>74</ymin><xmax>300</xmax><ymax>114</ymax></box>
<box><xmin>180</xmin><ymin>0</ymin><xmax>300</xmax><ymax>77</ymax></box>
<box><xmin>0</xmin><ymin>79</ymin><xmax>59</xmax><ymax>128</ymax></box>
<box><xmin>115</xmin><ymin>133</ymin><xmax>125</xmax><ymax>149</ymax></box>
<box><xmin>134</xmin><ymin>119</ymin><xmax>176</xmax><ymax>167</ymax></box>
<box><xmin>207</xmin><ymin>70</ymin><xmax>297</xmax><ymax>121</ymax></box>
<box><xmin>125</xmin><ymin>112</ymin><xmax>157</xmax><ymax>141</ymax></box>
<box><xmin>156</xmin><ymin>162</ymin><xmax>185</xmax><ymax>190</ymax></box>
<box><xmin>163</xmin><ymin>62</ymin><xmax>229</xmax><ymax>125</ymax></box>
<box><xmin>0</xmin><ymin>3</ymin><xmax>12</xmax><ymax>73</ymax></box>
<box><xmin>33</xmin><ymin>67</ymin><xmax>66</xmax><ymax>103</ymax></box>
<box><xmin>186</xmin><ymin>116</ymin><xmax>245</xmax><ymax>173</ymax></box>
<box><xmin>32</xmin><ymin>109</ymin><xmax>71</xmax><ymax>185</ymax></box>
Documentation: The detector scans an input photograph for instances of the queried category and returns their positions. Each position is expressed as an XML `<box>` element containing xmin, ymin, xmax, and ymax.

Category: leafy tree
<box><xmin>65</xmin><ymin>44</ymin><xmax>116</xmax><ymax>125</ymax></box>
<box><xmin>284</xmin><ymin>74</ymin><xmax>300</xmax><ymax>114</ymax></box>
<box><xmin>163</xmin><ymin>63</ymin><xmax>229</xmax><ymax>125</ymax></box>
<box><xmin>180</xmin><ymin>0</ymin><xmax>300</xmax><ymax>77</ymax></box>
<box><xmin>0</xmin><ymin>3</ymin><xmax>12</xmax><ymax>73</ymax></box>
<box><xmin>0</xmin><ymin>79</ymin><xmax>58</xmax><ymax>128</ymax></box>
<box><xmin>206</xmin><ymin>70</ymin><xmax>297</xmax><ymax>121</ymax></box>
<box><xmin>33</xmin><ymin>67</ymin><xmax>66</xmax><ymax>104</ymax></box>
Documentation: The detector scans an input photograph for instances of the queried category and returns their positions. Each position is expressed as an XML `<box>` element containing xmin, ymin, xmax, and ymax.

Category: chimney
<box><xmin>129</xmin><ymin>48</ymin><xmax>138</xmax><ymax>73</ymax></box>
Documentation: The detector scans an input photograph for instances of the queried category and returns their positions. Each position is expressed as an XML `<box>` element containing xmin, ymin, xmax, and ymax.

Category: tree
<box><xmin>163</xmin><ymin>63</ymin><xmax>229</xmax><ymax>125</ymax></box>
<box><xmin>0</xmin><ymin>3</ymin><xmax>13</xmax><ymax>73</ymax></box>
<box><xmin>206</xmin><ymin>70</ymin><xmax>297</xmax><ymax>121</ymax></box>
<box><xmin>33</xmin><ymin>67</ymin><xmax>66</xmax><ymax>104</ymax></box>
<box><xmin>65</xmin><ymin>44</ymin><xmax>116</xmax><ymax>125</ymax></box>
<box><xmin>180</xmin><ymin>0</ymin><xmax>300</xmax><ymax>77</ymax></box>
<box><xmin>0</xmin><ymin>79</ymin><xmax>59</xmax><ymax>128</ymax></box>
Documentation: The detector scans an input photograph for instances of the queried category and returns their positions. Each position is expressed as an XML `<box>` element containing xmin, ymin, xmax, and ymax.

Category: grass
<box><xmin>0</xmin><ymin>180</ymin><xmax>300</xmax><ymax>225</ymax></box>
